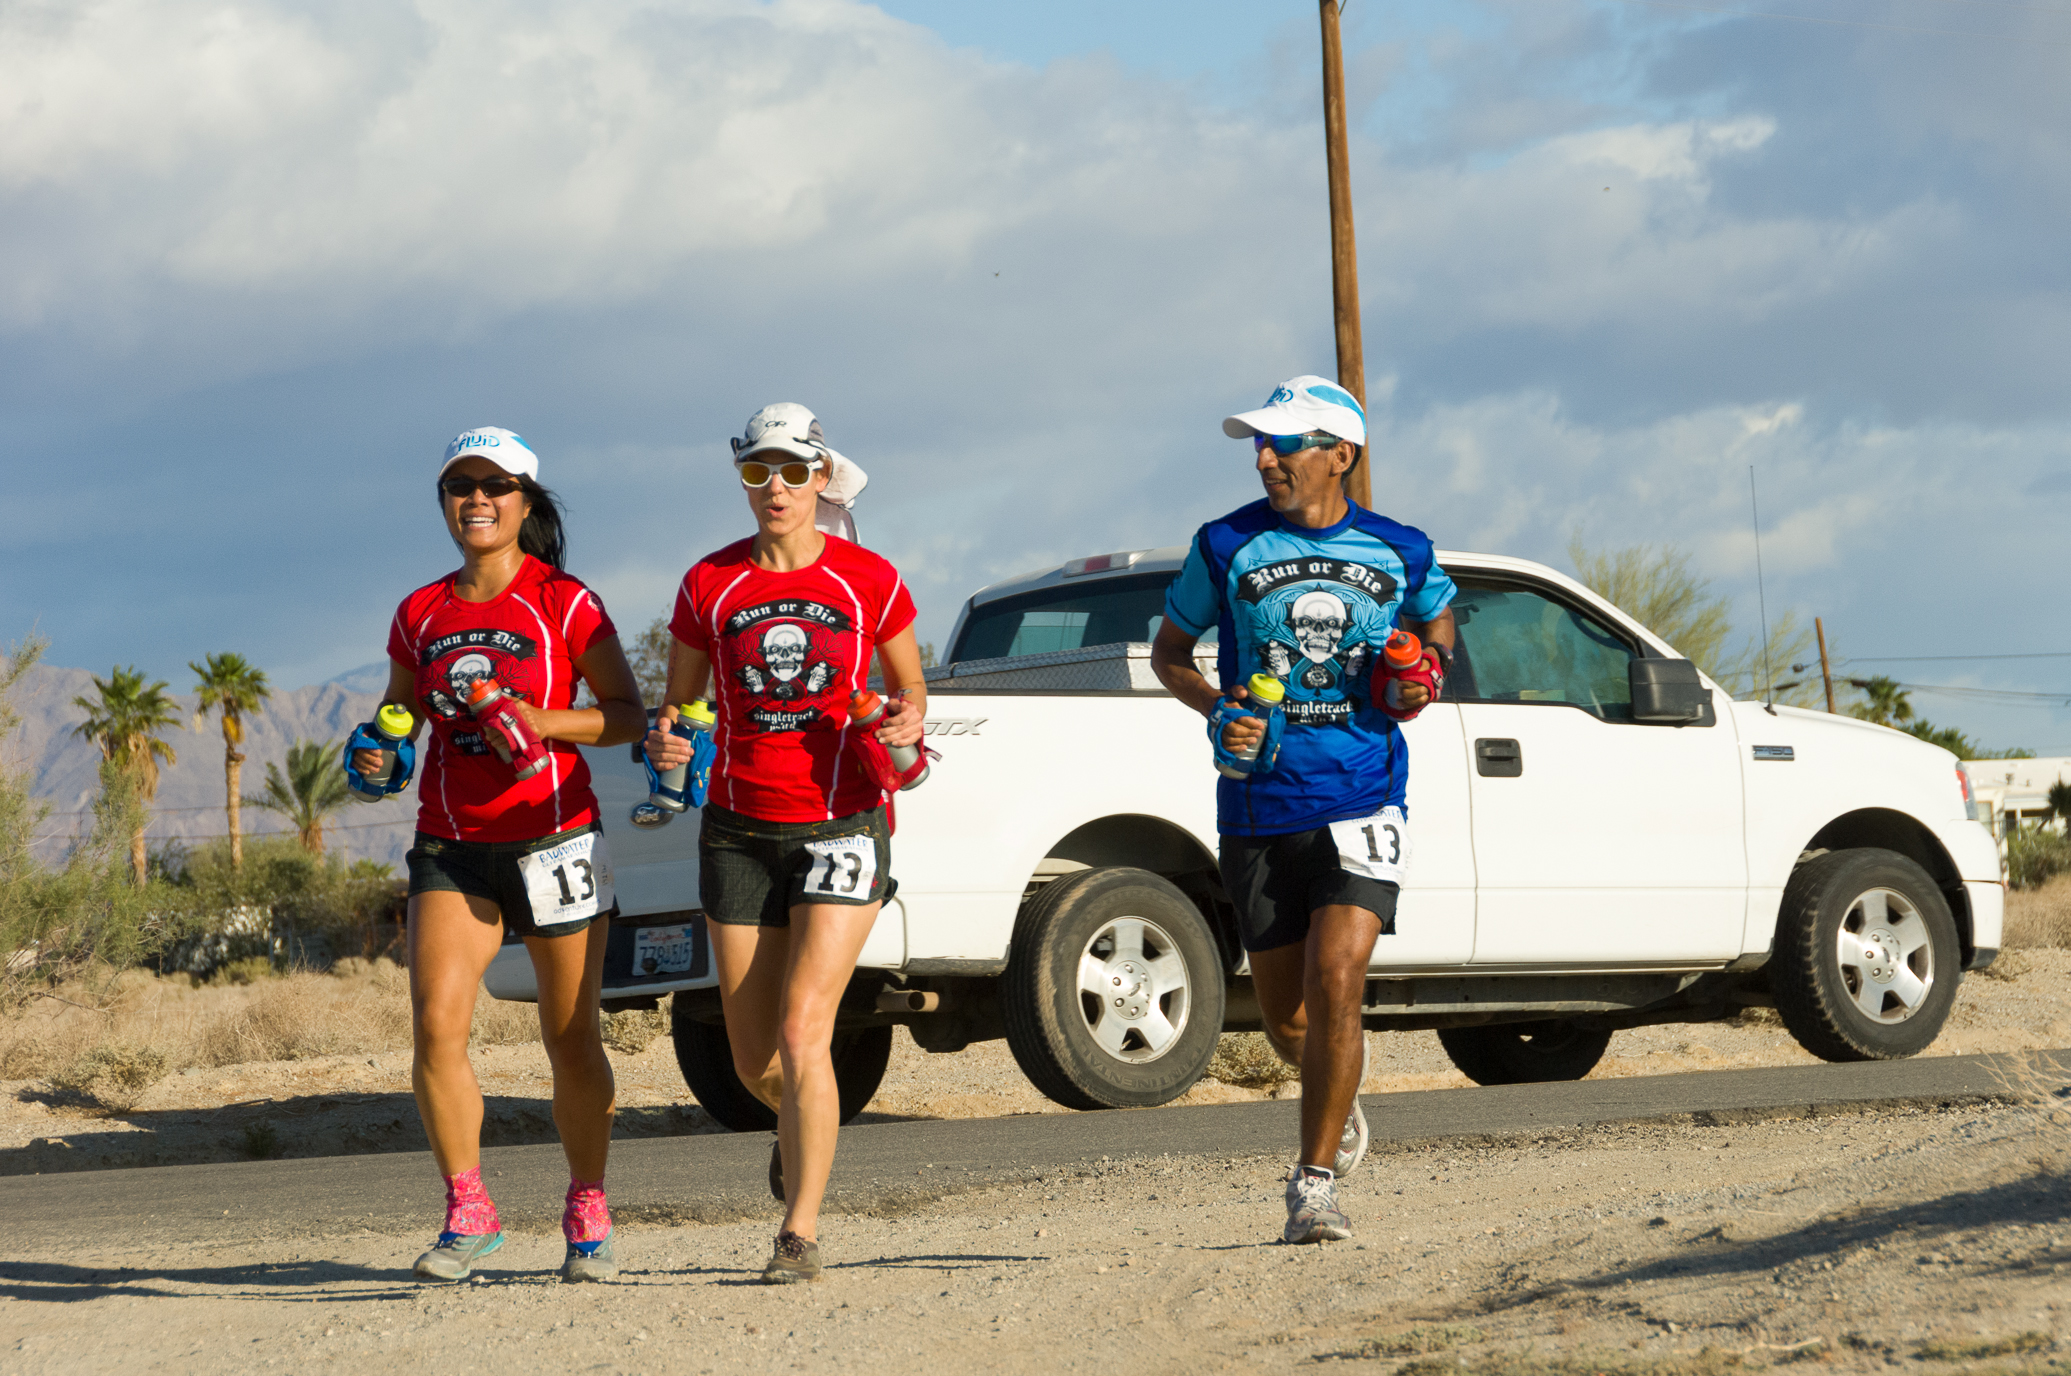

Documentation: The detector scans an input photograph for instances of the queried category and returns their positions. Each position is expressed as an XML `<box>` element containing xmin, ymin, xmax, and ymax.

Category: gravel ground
<box><xmin>5</xmin><ymin>948</ymin><xmax>2063</xmax><ymax>1176</ymax></box>
<box><xmin>6</xmin><ymin>1099</ymin><xmax>2069</xmax><ymax>1374</ymax></box>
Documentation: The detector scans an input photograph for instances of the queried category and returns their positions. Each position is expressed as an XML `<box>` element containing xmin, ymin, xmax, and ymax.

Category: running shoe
<box><xmin>412</xmin><ymin>1230</ymin><xmax>504</xmax><ymax>1281</ymax></box>
<box><xmin>760</xmin><ymin>1230</ymin><xmax>822</xmax><ymax>1284</ymax></box>
<box><xmin>769</xmin><ymin>1139</ymin><xmax>784</xmax><ymax>1202</ymax></box>
<box><xmin>1334</xmin><ymin>1035</ymin><xmax>1371</xmax><ymax>1178</ymax></box>
<box><xmin>1283</xmin><ymin>1167</ymin><xmax>1353</xmax><ymax>1245</ymax></box>
<box><xmin>561</xmin><ymin>1229</ymin><xmax>619</xmax><ymax>1283</ymax></box>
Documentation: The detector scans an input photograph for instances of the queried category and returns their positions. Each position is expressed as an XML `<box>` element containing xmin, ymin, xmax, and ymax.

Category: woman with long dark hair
<box><xmin>646</xmin><ymin>403</ymin><xmax>926</xmax><ymax>1283</ymax></box>
<box><xmin>350</xmin><ymin>427</ymin><xmax>643</xmax><ymax>1282</ymax></box>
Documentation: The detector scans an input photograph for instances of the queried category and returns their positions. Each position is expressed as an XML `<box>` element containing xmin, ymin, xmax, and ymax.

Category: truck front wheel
<box><xmin>1436</xmin><ymin>1020</ymin><xmax>1612</xmax><ymax>1085</ymax></box>
<box><xmin>1771</xmin><ymin>848</ymin><xmax>1959</xmax><ymax>1061</ymax></box>
<box><xmin>669</xmin><ymin>1000</ymin><xmax>894</xmax><ymax>1131</ymax></box>
<box><xmin>1002</xmin><ymin>867</ymin><xmax>1226</xmax><ymax>1111</ymax></box>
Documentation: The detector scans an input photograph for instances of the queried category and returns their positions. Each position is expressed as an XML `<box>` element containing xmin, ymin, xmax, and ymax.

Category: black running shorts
<box><xmin>405</xmin><ymin>821</ymin><xmax>613</xmax><ymax>938</ymax></box>
<box><xmin>698</xmin><ymin>803</ymin><xmax>894</xmax><ymax>928</ymax></box>
<box><xmin>1219</xmin><ymin>826</ymin><xmax>1399</xmax><ymax>953</ymax></box>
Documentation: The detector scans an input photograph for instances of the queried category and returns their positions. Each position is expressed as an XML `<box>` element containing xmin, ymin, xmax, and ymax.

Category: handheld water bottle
<box><xmin>347</xmin><ymin>704</ymin><xmax>416</xmax><ymax>801</ymax></box>
<box><xmin>849</xmin><ymin>690</ymin><xmax>929</xmax><ymax>789</ymax></box>
<box><xmin>359</xmin><ymin>705</ymin><xmax>414</xmax><ymax>794</ymax></box>
<box><xmin>1382</xmin><ymin>629</ymin><xmax>1423</xmax><ymax>674</ymax></box>
<box><xmin>464</xmin><ymin>677</ymin><xmax>550</xmax><ymax>781</ymax></box>
<box><xmin>1215</xmin><ymin>673</ymin><xmax>1287</xmax><ymax>779</ymax></box>
<box><xmin>651</xmin><ymin>702</ymin><xmax>715</xmax><ymax>812</ymax></box>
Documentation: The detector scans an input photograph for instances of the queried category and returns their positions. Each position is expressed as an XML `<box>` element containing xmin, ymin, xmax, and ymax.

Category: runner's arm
<box><xmin>519</xmin><ymin>633</ymin><xmax>644</xmax><ymax>747</ymax></box>
<box><xmin>874</xmin><ymin>627</ymin><xmax>927</xmax><ymax>749</ymax></box>
<box><xmin>1393</xmin><ymin>606</ymin><xmax>1457</xmax><ymax>711</ymax></box>
<box><xmin>646</xmin><ymin>640</ymin><xmax>716</xmax><ymax>767</ymax></box>
<box><xmin>1150</xmin><ymin>620</ymin><xmax>1262</xmax><ymax>752</ymax></box>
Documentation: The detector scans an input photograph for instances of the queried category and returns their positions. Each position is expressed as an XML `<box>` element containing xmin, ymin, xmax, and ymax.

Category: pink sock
<box><xmin>564</xmin><ymin>1176</ymin><xmax>611</xmax><ymax>1244</ymax></box>
<box><xmin>443</xmin><ymin>1166</ymin><xmax>501</xmax><ymax>1237</ymax></box>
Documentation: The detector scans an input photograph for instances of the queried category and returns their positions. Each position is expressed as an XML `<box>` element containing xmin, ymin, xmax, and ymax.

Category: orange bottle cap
<box><xmin>1384</xmin><ymin>631</ymin><xmax>1422</xmax><ymax>669</ymax></box>
<box><xmin>848</xmin><ymin>689</ymin><xmax>883</xmax><ymax>720</ymax></box>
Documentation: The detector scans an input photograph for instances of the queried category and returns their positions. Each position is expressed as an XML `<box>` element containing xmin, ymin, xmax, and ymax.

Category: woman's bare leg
<box><xmin>525</xmin><ymin>919</ymin><xmax>615</xmax><ymax>1181</ymax></box>
<box><xmin>775</xmin><ymin>902</ymin><xmax>880</xmax><ymax>1240</ymax></box>
<box><xmin>709</xmin><ymin>921</ymin><xmax>790</xmax><ymax>1110</ymax></box>
<box><xmin>407</xmin><ymin>890</ymin><xmax>506</xmax><ymax>1176</ymax></box>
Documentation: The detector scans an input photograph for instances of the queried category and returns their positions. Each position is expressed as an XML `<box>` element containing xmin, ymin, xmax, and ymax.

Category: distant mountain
<box><xmin>327</xmin><ymin>661</ymin><xmax>395</xmax><ymax>695</ymax></box>
<box><xmin>5</xmin><ymin>664</ymin><xmax>416</xmax><ymax>869</ymax></box>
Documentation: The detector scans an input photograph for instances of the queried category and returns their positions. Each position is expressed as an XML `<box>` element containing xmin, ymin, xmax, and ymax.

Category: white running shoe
<box><xmin>1334</xmin><ymin>1034</ymin><xmax>1371</xmax><ymax>1178</ymax></box>
<box><xmin>1283</xmin><ymin>1166</ymin><xmax>1353</xmax><ymax>1245</ymax></box>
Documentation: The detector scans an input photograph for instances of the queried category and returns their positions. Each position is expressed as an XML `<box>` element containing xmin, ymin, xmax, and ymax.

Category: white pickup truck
<box><xmin>485</xmin><ymin>546</ymin><xmax>2005</xmax><ymax>1130</ymax></box>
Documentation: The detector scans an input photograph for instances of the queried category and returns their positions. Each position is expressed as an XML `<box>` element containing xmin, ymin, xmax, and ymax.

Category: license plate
<box><xmin>632</xmin><ymin>924</ymin><xmax>695</xmax><ymax>976</ymax></box>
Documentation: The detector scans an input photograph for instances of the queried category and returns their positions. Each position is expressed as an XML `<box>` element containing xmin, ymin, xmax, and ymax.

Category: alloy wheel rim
<box><xmin>1836</xmin><ymin>887</ymin><xmax>1934</xmax><ymax>1024</ymax></box>
<box><xmin>1075</xmin><ymin>915</ymin><xmax>1191</xmax><ymax>1064</ymax></box>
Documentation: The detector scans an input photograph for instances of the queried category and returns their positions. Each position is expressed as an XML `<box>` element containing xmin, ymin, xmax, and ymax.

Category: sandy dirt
<box><xmin>5</xmin><ymin>948</ymin><xmax>2061</xmax><ymax>1177</ymax></box>
<box><xmin>7</xmin><ymin>1097</ymin><xmax>2070</xmax><ymax>1374</ymax></box>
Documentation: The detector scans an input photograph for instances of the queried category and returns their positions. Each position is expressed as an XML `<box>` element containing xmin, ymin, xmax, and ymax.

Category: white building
<box><xmin>1961</xmin><ymin>757</ymin><xmax>2071</xmax><ymax>840</ymax></box>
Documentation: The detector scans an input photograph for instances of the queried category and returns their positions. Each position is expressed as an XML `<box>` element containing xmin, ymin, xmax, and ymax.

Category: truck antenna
<box><xmin>1750</xmin><ymin>465</ymin><xmax>1777</xmax><ymax>717</ymax></box>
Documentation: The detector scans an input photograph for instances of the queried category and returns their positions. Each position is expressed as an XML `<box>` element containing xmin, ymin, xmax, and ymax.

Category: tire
<box><xmin>1001</xmin><ymin>867</ymin><xmax>1226</xmax><ymax>1111</ymax></box>
<box><xmin>670</xmin><ymin>1000</ymin><xmax>895</xmax><ymax>1131</ymax></box>
<box><xmin>1435</xmin><ymin>1020</ymin><xmax>1612</xmax><ymax>1086</ymax></box>
<box><xmin>1771</xmin><ymin>848</ymin><xmax>1960</xmax><ymax>1062</ymax></box>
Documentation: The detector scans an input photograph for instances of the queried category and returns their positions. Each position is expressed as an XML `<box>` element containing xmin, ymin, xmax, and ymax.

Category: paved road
<box><xmin>5</xmin><ymin>1051</ymin><xmax>2058</xmax><ymax>1248</ymax></box>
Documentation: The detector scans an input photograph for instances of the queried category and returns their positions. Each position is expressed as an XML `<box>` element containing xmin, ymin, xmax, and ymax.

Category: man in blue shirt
<box><xmin>1151</xmin><ymin>375</ymin><xmax>1456</xmax><ymax>1245</ymax></box>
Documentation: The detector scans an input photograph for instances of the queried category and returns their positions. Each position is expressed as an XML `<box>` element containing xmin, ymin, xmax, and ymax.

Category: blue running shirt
<box><xmin>1164</xmin><ymin>499</ymin><xmax>1456</xmax><ymax>837</ymax></box>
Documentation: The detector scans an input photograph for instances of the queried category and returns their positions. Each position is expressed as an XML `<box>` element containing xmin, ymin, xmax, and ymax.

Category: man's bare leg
<box><xmin>1250</xmin><ymin>903</ymin><xmax>1383</xmax><ymax>1167</ymax></box>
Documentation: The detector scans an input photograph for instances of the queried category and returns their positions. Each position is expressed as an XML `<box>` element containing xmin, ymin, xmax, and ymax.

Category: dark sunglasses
<box><xmin>440</xmin><ymin>475</ymin><xmax>525</xmax><ymax>499</ymax></box>
<box><xmin>1254</xmin><ymin>433</ymin><xmax>1344</xmax><ymax>457</ymax></box>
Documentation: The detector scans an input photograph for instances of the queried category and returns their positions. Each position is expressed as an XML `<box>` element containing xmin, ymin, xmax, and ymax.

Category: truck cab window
<box><xmin>1450</xmin><ymin>579</ymin><xmax>1637</xmax><ymax>721</ymax></box>
<box><xmin>952</xmin><ymin>573</ymin><xmax>1215</xmax><ymax>663</ymax></box>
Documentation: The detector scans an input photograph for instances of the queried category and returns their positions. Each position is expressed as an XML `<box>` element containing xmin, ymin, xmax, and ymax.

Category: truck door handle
<box><xmin>1475</xmin><ymin>738</ymin><xmax>1523</xmax><ymax>777</ymax></box>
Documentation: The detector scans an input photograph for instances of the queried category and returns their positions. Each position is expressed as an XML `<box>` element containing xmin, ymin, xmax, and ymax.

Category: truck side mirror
<box><xmin>1630</xmin><ymin>658</ymin><xmax>1711</xmax><ymax>724</ymax></box>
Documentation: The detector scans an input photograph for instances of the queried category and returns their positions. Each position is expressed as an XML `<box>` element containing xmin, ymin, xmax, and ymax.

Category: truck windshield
<box><xmin>950</xmin><ymin>572</ymin><xmax>1214</xmax><ymax>663</ymax></box>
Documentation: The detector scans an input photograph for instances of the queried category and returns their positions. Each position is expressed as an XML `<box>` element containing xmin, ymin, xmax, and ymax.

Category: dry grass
<box><xmin>1205</xmin><ymin>1031</ymin><xmax>1299</xmax><ymax>1090</ymax></box>
<box><xmin>0</xmin><ymin>958</ymin><xmax>541</xmax><ymax>1084</ymax></box>
<box><xmin>45</xmin><ymin>1041</ymin><xmax>169</xmax><ymax>1112</ymax></box>
<box><xmin>601</xmin><ymin>1007</ymin><xmax>667</xmax><ymax>1056</ymax></box>
<box><xmin>2005</xmin><ymin>873</ymin><xmax>2071</xmax><ymax>950</ymax></box>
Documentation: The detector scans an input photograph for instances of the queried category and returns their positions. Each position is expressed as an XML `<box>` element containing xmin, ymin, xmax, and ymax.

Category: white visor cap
<box><xmin>732</xmin><ymin>402</ymin><xmax>869</xmax><ymax>508</ymax></box>
<box><xmin>1222</xmin><ymin>375</ymin><xmax>1367</xmax><ymax>448</ymax></box>
<box><xmin>441</xmin><ymin>427</ymin><xmax>540</xmax><ymax>480</ymax></box>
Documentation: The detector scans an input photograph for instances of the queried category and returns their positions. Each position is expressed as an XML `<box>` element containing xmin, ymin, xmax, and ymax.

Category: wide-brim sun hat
<box><xmin>733</xmin><ymin>402</ymin><xmax>869</xmax><ymax>508</ymax></box>
<box><xmin>440</xmin><ymin>427</ymin><xmax>540</xmax><ymax>480</ymax></box>
<box><xmin>1222</xmin><ymin>375</ymin><xmax>1367</xmax><ymax>448</ymax></box>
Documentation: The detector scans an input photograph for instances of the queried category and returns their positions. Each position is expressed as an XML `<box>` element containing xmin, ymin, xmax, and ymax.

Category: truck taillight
<box><xmin>1062</xmin><ymin>550</ymin><xmax>1145</xmax><ymax>578</ymax></box>
<box><xmin>1956</xmin><ymin>766</ymin><xmax>1972</xmax><ymax>804</ymax></box>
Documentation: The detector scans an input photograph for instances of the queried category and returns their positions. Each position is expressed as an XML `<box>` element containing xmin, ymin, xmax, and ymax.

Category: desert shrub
<box><xmin>602</xmin><ymin>1007</ymin><xmax>666</xmax><ymax>1055</ymax></box>
<box><xmin>153</xmin><ymin>835</ymin><xmax>404</xmax><ymax>975</ymax></box>
<box><xmin>46</xmin><ymin>1040</ymin><xmax>168</xmax><ymax>1111</ymax></box>
<box><xmin>2008</xmin><ymin>826</ymin><xmax>2071</xmax><ymax>891</ymax></box>
<box><xmin>1206</xmin><ymin>1031</ymin><xmax>1299</xmax><ymax>1089</ymax></box>
<box><xmin>2004</xmin><ymin>876</ymin><xmax>2071</xmax><ymax>949</ymax></box>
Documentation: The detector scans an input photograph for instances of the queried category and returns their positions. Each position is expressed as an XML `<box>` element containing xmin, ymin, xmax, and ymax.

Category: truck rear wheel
<box><xmin>1436</xmin><ymin>1020</ymin><xmax>1611</xmax><ymax>1085</ymax></box>
<box><xmin>670</xmin><ymin>1000</ymin><xmax>894</xmax><ymax>1131</ymax></box>
<box><xmin>1771</xmin><ymin>848</ymin><xmax>1959</xmax><ymax>1061</ymax></box>
<box><xmin>1002</xmin><ymin>867</ymin><xmax>1226</xmax><ymax>1111</ymax></box>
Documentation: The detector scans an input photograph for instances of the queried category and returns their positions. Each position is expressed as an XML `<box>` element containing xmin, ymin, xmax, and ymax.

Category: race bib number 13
<box><xmin>803</xmin><ymin>835</ymin><xmax>879</xmax><ymax>900</ymax></box>
<box><xmin>517</xmin><ymin>830</ymin><xmax>616</xmax><ymax>927</ymax></box>
<box><xmin>1329</xmin><ymin>805</ymin><xmax>1410</xmax><ymax>886</ymax></box>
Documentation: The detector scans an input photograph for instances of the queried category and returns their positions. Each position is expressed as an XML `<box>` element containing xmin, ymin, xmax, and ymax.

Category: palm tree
<box><xmin>189</xmin><ymin>653</ymin><xmax>272</xmax><ymax>870</ymax></box>
<box><xmin>72</xmin><ymin>666</ymin><xmax>181</xmax><ymax>885</ymax></box>
<box><xmin>246</xmin><ymin>738</ymin><xmax>355</xmax><ymax>855</ymax></box>
<box><xmin>1846</xmin><ymin>676</ymin><xmax>1914</xmax><ymax>728</ymax></box>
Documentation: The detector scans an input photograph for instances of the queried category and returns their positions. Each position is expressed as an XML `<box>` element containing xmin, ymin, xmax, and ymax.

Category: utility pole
<box><xmin>1815</xmin><ymin>616</ymin><xmax>1836</xmax><ymax>714</ymax></box>
<box><xmin>1319</xmin><ymin>0</ymin><xmax>1371</xmax><ymax>508</ymax></box>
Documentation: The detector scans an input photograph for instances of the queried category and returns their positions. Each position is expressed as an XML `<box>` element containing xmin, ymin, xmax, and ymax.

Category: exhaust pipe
<box><xmin>875</xmin><ymin>989</ymin><xmax>940</xmax><ymax>1014</ymax></box>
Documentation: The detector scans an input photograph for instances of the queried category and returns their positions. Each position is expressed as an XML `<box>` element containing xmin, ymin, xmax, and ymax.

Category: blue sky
<box><xmin>3</xmin><ymin>0</ymin><xmax>2067</xmax><ymax>751</ymax></box>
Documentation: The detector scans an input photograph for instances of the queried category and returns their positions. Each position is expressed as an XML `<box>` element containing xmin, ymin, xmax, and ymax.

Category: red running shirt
<box><xmin>386</xmin><ymin>556</ymin><xmax>618</xmax><ymax>842</ymax></box>
<box><xmin>671</xmin><ymin>535</ymin><xmax>917</xmax><ymax>823</ymax></box>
